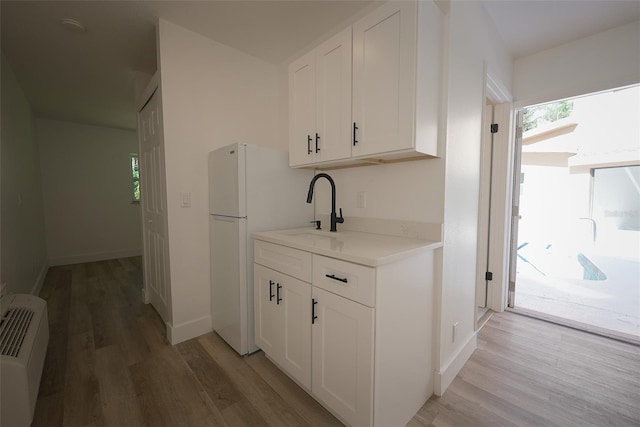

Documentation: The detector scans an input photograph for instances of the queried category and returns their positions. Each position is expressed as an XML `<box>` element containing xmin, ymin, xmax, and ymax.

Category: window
<box><xmin>130</xmin><ymin>153</ymin><xmax>140</xmax><ymax>202</ymax></box>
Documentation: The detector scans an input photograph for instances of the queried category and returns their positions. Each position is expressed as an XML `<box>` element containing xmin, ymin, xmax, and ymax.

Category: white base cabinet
<box><xmin>312</xmin><ymin>286</ymin><xmax>374</xmax><ymax>426</ymax></box>
<box><xmin>254</xmin><ymin>263</ymin><xmax>311</xmax><ymax>390</ymax></box>
<box><xmin>254</xmin><ymin>239</ymin><xmax>435</xmax><ymax>427</ymax></box>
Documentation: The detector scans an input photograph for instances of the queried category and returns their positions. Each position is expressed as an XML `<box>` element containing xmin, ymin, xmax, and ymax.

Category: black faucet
<box><xmin>306</xmin><ymin>173</ymin><xmax>344</xmax><ymax>232</ymax></box>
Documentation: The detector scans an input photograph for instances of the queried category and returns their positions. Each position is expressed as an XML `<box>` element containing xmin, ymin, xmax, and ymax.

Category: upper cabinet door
<box><xmin>352</xmin><ymin>1</ymin><xmax>417</xmax><ymax>157</ymax></box>
<box><xmin>289</xmin><ymin>51</ymin><xmax>317</xmax><ymax>167</ymax></box>
<box><xmin>315</xmin><ymin>27</ymin><xmax>353</xmax><ymax>163</ymax></box>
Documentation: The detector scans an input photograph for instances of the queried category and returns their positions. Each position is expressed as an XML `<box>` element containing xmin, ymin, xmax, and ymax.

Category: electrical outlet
<box><xmin>452</xmin><ymin>322</ymin><xmax>459</xmax><ymax>343</ymax></box>
<box><xmin>356</xmin><ymin>191</ymin><xmax>366</xmax><ymax>208</ymax></box>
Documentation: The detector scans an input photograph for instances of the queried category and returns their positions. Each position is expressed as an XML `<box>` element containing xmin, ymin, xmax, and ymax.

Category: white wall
<box><xmin>514</xmin><ymin>20</ymin><xmax>640</xmax><ymax>106</ymax></box>
<box><xmin>435</xmin><ymin>0</ymin><xmax>512</xmax><ymax>393</ymax></box>
<box><xmin>156</xmin><ymin>19</ymin><xmax>280</xmax><ymax>341</ymax></box>
<box><xmin>314</xmin><ymin>160</ymin><xmax>445</xmax><ymax>224</ymax></box>
<box><xmin>36</xmin><ymin>118</ymin><xmax>142</xmax><ymax>265</ymax></box>
<box><xmin>1</xmin><ymin>54</ymin><xmax>48</xmax><ymax>295</ymax></box>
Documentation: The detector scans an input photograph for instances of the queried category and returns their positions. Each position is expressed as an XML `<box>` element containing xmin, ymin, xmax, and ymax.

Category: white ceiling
<box><xmin>2</xmin><ymin>0</ymin><xmax>639</xmax><ymax>131</ymax></box>
<box><xmin>482</xmin><ymin>0</ymin><xmax>640</xmax><ymax>59</ymax></box>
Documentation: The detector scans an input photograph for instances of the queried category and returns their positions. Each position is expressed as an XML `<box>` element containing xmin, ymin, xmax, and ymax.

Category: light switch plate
<box><xmin>181</xmin><ymin>192</ymin><xmax>191</xmax><ymax>207</ymax></box>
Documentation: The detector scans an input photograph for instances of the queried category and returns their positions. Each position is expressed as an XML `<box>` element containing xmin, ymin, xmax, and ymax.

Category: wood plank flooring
<box><xmin>33</xmin><ymin>258</ymin><xmax>640</xmax><ymax>426</ymax></box>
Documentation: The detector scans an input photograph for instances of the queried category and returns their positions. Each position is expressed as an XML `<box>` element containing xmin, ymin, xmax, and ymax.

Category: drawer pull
<box><xmin>312</xmin><ymin>298</ymin><xmax>318</xmax><ymax>324</ymax></box>
<box><xmin>325</xmin><ymin>274</ymin><xmax>348</xmax><ymax>284</ymax></box>
<box><xmin>269</xmin><ymin>280</ymin><xmax>275</xmax><ymax>301</ymax></box>
<box><xmin>276</xmin><ymin>283</ymin><xmax>282</xmax><ymax>304</ymax></box>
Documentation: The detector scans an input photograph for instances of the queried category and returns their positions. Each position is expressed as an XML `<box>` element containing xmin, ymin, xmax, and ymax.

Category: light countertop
<box><xmin>252</xmin><ymin>228</ymin><xmax>443</xmax><ymax>267</ymax></box>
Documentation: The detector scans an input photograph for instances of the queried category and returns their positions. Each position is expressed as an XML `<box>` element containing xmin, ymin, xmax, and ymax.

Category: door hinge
<box><xmin>490</xmin><ymin>123</ymin><xmax>499</xmax><ymax>134</ymax></box>
<box><xmin>485</xmin><ymin>271</ymin><xmax>493</xmax><ymax>281</ymax></box>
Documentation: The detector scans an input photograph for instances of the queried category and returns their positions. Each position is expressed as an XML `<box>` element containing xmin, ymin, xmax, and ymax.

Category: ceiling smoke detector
<box><xmin>60</xmin><ymin>18</ymin><xmax>86</xmax><ymax>33</ymax></box>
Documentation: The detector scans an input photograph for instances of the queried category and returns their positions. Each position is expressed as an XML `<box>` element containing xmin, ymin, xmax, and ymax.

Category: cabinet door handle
<box><xmin>353</xmin><ymin>122</ymin><xmax>359</xmax><ymax>146</ymax></box>
<box><xmin>269</xmin><ymin>280</ymin><xmax>274</xmax><ymax>301</ymax></box>
<box><xmin>315</xmin><ymin>133</ymin><xmax>320</xmax><ymax>153</ymax></box>
<box><xmin>307</xmin><ymin>135</ymin><xmax>312</xmax><ymax>154</ymax></box>
<box><xmin>325</xmin><ymin>274</ymin><xmax>348</xmax><ymax>284</ymax></box>
<box><xmin>276</xmin><ymin>283</ymin><xmax>282</xmax><ymax>304</ymax></box>
<box><xmin>312</xmin><ymin>298</ymin><xmax>318</xmax><ymax>324</ymax></box>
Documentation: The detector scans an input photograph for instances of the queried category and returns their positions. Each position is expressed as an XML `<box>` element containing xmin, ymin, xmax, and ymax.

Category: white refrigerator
<box><xmin>209</xmin><ymin>143</ymin><xmax>314</xmax><ymax>355</ymax></box>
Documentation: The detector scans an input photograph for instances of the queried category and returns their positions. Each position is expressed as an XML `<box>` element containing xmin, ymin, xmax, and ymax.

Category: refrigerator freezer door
<box><xmin>209</xmin><ymin>143</ymin><xmax>247</xmax><ymax>217</ymax></box>
<box><xmin>210</xmin><ymin>214</ymin><xmax>248</xmax><ymax>354</ymax></box>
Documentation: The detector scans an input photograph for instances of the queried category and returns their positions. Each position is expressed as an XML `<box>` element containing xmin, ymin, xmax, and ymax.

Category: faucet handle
<box><xmin>310</xmin><ymin>220</ymin><xmax>321</xmax><ymax>230</ymax></box>
<box><xmin>336</xmin><ymin>208</ymin><xmax>344</xmax><ymax>224</ymax></box>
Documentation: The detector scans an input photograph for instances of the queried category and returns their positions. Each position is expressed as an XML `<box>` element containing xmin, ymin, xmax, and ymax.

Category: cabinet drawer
<box><xmin>254</xmin><ymin>240</ymin><xmax>312</xmax><ymax>283</ymax></box>
<box><xmin>312</xmin><ymin>255</ymin><xmax>375</xmax><ymax>307</ymax></box>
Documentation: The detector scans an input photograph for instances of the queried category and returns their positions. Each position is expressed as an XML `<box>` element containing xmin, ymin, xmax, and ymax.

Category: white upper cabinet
<box><xmin>289</xmin><ymin>28</ymin><xmax>352</xmax><ymax>167</ymax></box>
<box><xmin>352</xmin><ymin>1</ymin><xmax>417</xmax><ymax>158</ymax></box>
<box><xmin>289</xmin><ymin>51</ymin><xmax>316</xmax><ymax>166</ymax></box>
<box><xmin>289</xmin><ymin>0</ymin><xmax>442</xmax><ymax>169</ymax></box>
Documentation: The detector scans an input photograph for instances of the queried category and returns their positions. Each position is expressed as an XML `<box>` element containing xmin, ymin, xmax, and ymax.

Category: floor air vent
<box><xmin>0</xmin><ymin>294</ymin><xmax>49</xmax><ymax>427</ymax></box>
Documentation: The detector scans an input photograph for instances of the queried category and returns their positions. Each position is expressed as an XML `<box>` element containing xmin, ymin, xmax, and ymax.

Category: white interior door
<box><xmin>476</xmin><ymin>102</ymin><xmax>494</xmax><ymax>312</ymax></box>
<box><xmin>138</xmin><ymin>86</ymin><xmax>171</xmax><ymax>324</ymax></box>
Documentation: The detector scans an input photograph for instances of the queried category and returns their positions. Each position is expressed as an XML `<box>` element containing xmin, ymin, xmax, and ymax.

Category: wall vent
<box><xmin>1</xmin><ymin>294</ymin><xmax>49</xmax><ymax>427</ymax></box>
<box><xmin>1</xmin><ymin>307</ymin><xmax>35</xmax><ymax>357</ymax></box>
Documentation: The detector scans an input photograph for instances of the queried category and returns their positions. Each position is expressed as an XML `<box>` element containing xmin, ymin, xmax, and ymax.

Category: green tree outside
<box><xmin>523</xmin><ymin>100</ymin><xmax>574</xmax><ymax>132</ymax></box>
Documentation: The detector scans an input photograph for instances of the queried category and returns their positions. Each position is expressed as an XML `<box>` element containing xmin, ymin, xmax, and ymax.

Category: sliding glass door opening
<box><xmin>510</xmin><ymin>86</ymin><xmax>640</xmax><ymax>342</ymax></box>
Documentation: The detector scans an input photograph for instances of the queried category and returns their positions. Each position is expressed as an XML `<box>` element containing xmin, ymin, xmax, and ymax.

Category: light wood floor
<box><xmin>33</xmin><ymin>258</ymin><xmax>640</xmax><ymax>426</ymax></box>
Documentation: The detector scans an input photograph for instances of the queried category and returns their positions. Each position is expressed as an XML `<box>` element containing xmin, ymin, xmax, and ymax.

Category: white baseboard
<box><xmin>434</xmin><ymin>332</ymin><xmax>477</xmax><ymax>396</ymax></box>
<box><xmin>49</xmin><ymin>249</ymin><xmax>142</xmax><ymax>266</ymax></box>
<box><xmin>167</xmin><ymin>315</ymin><xmax>212</xmax><ymax>345</ymax></box>
<box><xmin>30</xmin><ymin>260</ymin><xmax>50</xmax><ymax>296</ymax></box>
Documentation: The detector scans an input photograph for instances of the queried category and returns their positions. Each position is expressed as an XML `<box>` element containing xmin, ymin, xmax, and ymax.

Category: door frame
<box><xmin>476</xmin><ymin>69</ymin><xmax>515</xmax><ymax>320</ymax></box>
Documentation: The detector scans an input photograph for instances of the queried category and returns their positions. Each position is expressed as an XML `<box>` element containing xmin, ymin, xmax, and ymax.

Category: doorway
<box><xmin>476</xmin><ymin>98</ymin><xmax>495</xmax><ymax>325</ymax></box>
<box><xmin>508</xmin><ymin>86</ymin><xmax>640</xmax><ymax>342</ymax></box>
<box><xmin>475</xmin><ymin>94</ymin><xmax>513</xmax><ymax>329</ymax></box>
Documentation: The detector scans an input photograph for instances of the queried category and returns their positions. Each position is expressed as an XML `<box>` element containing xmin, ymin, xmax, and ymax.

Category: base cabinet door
<box><xmin>280</xmin><ymin>275</ymin><xmax>312</xmax><ymax>389</ymax></box>
<box><xmin>254</xmin><ymin>264</ymin><xmax>312</xmax><ymax>389</ymax></box>
<box><xmin>311</xmin><ymin>287</ymin><xmax>374</xmax><ymax>426</ymax></box>
<box><xmin>254</xmin><ymin>264</ymin><xmax>282</xmax><ymax>357</ymax></box>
